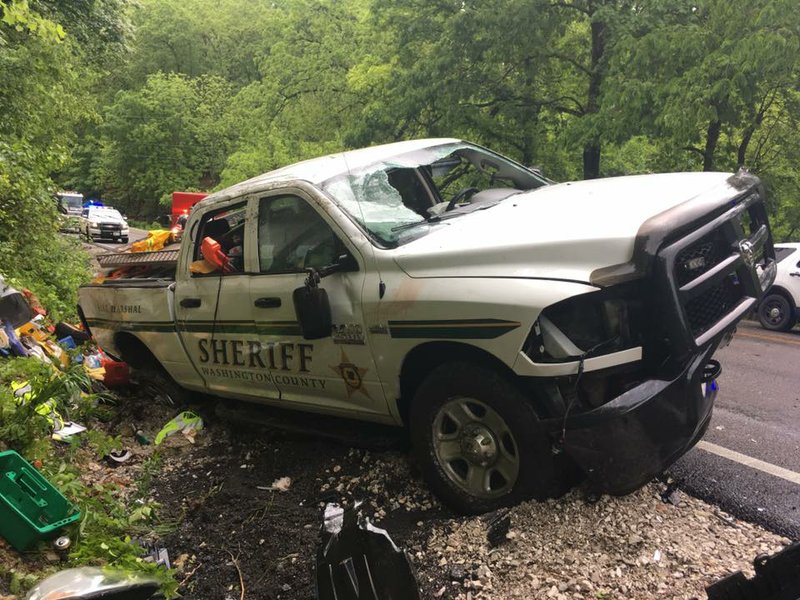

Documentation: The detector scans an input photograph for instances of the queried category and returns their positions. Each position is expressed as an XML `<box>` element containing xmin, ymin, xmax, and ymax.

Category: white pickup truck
<box><xmin>77</xmin><ymin>139</ymin><xmax>777</xmax><ymax>513</ymax></box>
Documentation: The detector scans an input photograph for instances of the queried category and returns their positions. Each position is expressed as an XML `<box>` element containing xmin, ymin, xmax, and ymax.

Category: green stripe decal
<box><xmin>87</xmin><ymin>319</ymin><xmax>301</xmax><ymax>336</ymax></box>
<box><xmin>387</xmin><ymin>319</ymin><xmax>521</xmax><ymax>340</ymax></box>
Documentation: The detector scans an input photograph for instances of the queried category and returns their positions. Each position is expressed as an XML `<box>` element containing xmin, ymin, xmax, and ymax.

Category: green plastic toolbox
<box><xmin>0</xmin><ymin>450</ymin><xmax>81</xmax><ymax>551</ymax></box>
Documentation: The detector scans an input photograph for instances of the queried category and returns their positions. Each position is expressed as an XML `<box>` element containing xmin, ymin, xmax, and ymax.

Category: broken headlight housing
<box><xmin>524</xmin><ymin>284</ymin><xmax>644</xmax><ymax>363</ymax></box>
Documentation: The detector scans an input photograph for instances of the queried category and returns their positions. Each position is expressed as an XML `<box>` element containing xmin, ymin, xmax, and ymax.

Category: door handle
<box><xmin>790</xmin><ymin>272</ymin><xmax>800</xmax><ymax>278</ymax></box>
<box><xmin>254</xmin><ymin>297</ymin><xmax>282</xmax><ymax>309</ymax></box>
<box><xmin>180</xmin><ymin>297</ymin><xmax>201</xmax><ymax>308</ymax></box>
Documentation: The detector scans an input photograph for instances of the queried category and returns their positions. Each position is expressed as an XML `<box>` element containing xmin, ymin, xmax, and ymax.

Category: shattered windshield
<box><xmin>321</xmin><ymin>142</ymin><xmax>546</xmax><ymax>247</ymax></box>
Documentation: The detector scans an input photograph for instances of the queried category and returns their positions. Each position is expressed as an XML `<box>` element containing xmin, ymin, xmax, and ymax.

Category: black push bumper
<box><xmin>553</xmin><ymin>344</ymin><xmax>718</xmax><ymax>495</ymax></box>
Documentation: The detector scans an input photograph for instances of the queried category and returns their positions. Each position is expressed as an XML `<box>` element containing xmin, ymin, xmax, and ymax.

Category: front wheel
<box><xmin>758</xmin><ymin>293</ymin><xmax>795</xmax><ymax>331</ymax></box>
<box><xmin>410</xmin><ymin>361</ymin><xmax>560</xmax><ymax>514</ymax></box>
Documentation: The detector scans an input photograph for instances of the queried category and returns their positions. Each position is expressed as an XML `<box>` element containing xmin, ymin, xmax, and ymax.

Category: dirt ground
<box><xmin>1</xmin><ymin>389</ymin><xmax>791</xmax><ymax>599</ymax></box>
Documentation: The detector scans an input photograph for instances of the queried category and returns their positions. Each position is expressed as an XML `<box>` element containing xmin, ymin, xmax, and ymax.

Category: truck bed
<box><xmin>96</xmin><ymin>248</ymin><xmax>179</xmax><ymax>269</ymax></box>
<box><xmin>95</xmin><ymin>248</ymin><xmax>179</xmax><ymax>281</ymax></box>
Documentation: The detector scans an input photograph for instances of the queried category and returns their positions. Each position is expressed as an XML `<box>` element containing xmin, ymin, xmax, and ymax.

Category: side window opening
<box><xmin>258</xmin><ymin>195</ymin><xmax>340</xmax><ymax>274</ymax></box>
<box><xmin>190</xmin><ymin>202</ymin><xmax>247</xmax><ymax>275</ymax></box>
<box><xmin>386</xmin><ymin>168</ymin><xmax>436</xmax><ymax>216</ymax></box>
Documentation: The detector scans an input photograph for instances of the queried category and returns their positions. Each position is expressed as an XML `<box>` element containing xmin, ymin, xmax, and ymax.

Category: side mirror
<box><xmin>319</xmin><ymin>253</ymin><xmax>358</xmax><ymax>278</ymax></box>
<box><xmin>293</xmin><ymin>270</ymin><xmax>332</xmax><ymax>340</ymax></box>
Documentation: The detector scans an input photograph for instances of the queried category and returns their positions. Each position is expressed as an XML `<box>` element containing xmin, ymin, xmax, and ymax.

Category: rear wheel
<box><xmin>758</xmin><ymin>293</ymin><xmax>795</xmax><ymax>331</ymax></box>
<box><xmin>134</xmin><ymin>364</ymin><xmax>191</xmax><ymax>407</ymax></box>
<box><xmin>410</xmin><ymin>361</ymin><xmax>559</xmax><ymax>514</ymax></box>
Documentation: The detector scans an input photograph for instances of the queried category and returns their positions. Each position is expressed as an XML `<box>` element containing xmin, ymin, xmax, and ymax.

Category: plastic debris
<box><xmin>257</xmin><ymin>477</ymin><xmax>292</xmax><ymax>492</ymax></box>
<box><xmin>316</xmin><ymin>502</ymin><xmax>420</xmax><ymax>600</ymax></box>
<box><xmin>154</xmin><ymin>411</ymin><xmax>203</xmax><ymax>445</ymax></box>
<box><xmin>486</xmin><ymin>509</ymin><xmax>512</xmax><ymax>548</ymax></box>
<box><xmin>132</xmin><ymin>426</ymin><xmax>151</xmax><ymax>446</ymax></box>
<box><xmin>706</xmin><ymin>541</ymin><xmax>800</xmax><ymax>599</ymax></box>
<box><xmin>25</xmin><ymin>567</ymin><xmax>160</xmax><ymax>600</ymax></box>
<box><xmin>52</xmin><ymin>421</ymin><xmax>87</xmax><ymax>442</ymax></box>
<box><xmin>105</xmin><ymin>450</ymin><xmax>132</xmax><ymax>467</ymax></box>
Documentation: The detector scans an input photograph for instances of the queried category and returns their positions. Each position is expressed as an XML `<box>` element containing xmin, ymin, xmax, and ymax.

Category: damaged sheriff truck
<box><xmin>78</xmin><ymin>139</ymin><xmax>777</xmax><ymax>513</ymax></box>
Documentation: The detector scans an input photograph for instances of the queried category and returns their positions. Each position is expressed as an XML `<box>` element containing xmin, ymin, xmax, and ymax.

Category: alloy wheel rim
<box><xmin>432</xmin><ymin>397</ymin><xmax>519</xmax><ymax>498</ymax></box>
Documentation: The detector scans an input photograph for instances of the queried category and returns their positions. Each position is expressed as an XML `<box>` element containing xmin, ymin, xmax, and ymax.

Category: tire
<box><xmin>758</xmin><ymin>293</ymin><xmax>795</xmax><ymax>331</ymax></box>
<box><xmin>410</xmin><ymin>361</ymin><xmax>559</xmax><ymax>514</ymax></box>
<box><xmin>134</xmin><ymin>364</ymin><xmax>191</xmax><ymax>407</ymax></box>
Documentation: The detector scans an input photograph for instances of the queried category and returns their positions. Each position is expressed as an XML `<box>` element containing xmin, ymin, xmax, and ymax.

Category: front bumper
<box><xmin>90</xmin><ymin>227</ymin><xmax>128</xmax><ymax>239</ymax></box>
<box><xmin>550</xmin><ymin>344</ymin><xmax>718</xmax><ymax>495</ymax></box>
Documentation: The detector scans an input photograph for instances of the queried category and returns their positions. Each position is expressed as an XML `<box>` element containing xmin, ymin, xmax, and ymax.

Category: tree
<box><xmin>606</xmin><ymin>0</ymin><xmax>800</xmax><ymax>172</ymax></box>
<box><xmin>97</xmin><ymin>72</ymin><xmax>235</xmax><ymax>215</ymax></box>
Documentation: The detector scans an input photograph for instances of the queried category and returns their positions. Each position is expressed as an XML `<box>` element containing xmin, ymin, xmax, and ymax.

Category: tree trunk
<box><xmin>583</xmin><ymin>143</ymin><xmax>601</xmax><ymax>180</ymax></box>
<box><xmin>737</xmin><ymin>127</ymin><xmax>754</xmax><ymax>167</ymax></box>
<box><xmin>703</xmin><ymin>119</ymin><xmax>721</xmax><ymax>171</ymax></box>
<box><xmin>583</xmin><ymin>17</ymin><xmax>606</xmax><ymax>179</ymax></box>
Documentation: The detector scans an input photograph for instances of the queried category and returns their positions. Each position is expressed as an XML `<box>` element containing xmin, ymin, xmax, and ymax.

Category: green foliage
<box><xmin>0</xmin><ymin>141</ymin><xmax>90</xmax><ymax>320</ymax></box>
<box><xmin>0</xmin><ymin>357</ymin><xmax>83</xmax><ymax>453</ymax></box>
<box><xmin>97</xmin><ymin>72</ymin><xmax>236</xmax><ymax>215</ymax></box>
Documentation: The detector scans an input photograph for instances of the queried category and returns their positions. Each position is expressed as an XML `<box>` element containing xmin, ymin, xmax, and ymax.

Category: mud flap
<box><xmin>315</xmin><ymin>502</ymin><xmax>420</xmax><ymax>600</ymax></box>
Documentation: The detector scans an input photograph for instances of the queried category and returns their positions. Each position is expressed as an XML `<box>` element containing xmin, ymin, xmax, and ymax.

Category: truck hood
<box><xmin>393</xmin><ymin>172</ymin><xmax>741</xmax><ymax>283</ymax></box>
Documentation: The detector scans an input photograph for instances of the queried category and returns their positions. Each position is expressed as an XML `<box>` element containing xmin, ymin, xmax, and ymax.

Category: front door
<box><xmin>248</xmin><ymin>190</ymin><xmax>388</xmax><ymax>418</ymax></box>
<box><xmin>174</xmin><ymin>198</ymin><xmax>281</xmax><ymax>400</ymax></box>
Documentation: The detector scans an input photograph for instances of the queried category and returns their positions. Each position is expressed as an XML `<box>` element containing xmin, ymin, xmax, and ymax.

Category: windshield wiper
<box><xmin>391</xmin><ymin>215</ymin><xmax>441</xmax><ymax>233</ymax></box>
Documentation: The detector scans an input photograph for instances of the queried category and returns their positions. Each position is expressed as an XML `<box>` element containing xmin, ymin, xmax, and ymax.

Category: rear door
<box><xmin>173</xmin><ymin>197</ymin><xmax>281</xmax><ymax>399</ymax></box>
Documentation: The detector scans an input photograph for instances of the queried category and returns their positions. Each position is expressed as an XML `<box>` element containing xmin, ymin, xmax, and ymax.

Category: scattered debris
<box><xmin>154</xmin><ymin>411</ymin><xmax>204</xmax><ymax>445</ymax></box>
<box><xmin>53</xmin><ymin>535</ymin><xmax>71</xmax><ymax>560</ymax></box>
<box><xmin>486</xmin><ymin>510</ymin><xmax>512</xmax><ymax>548</ymax></box>
<box><xmin>0</xmin><ymin>450</ymin><xmax>81</xmax><ymax>551</ymax></box>
<box><xmin>104</xmin><ymin>449</ymin><xmax>133</xmax><ymax>467</ymax></box>
<box><xmin>707</xmin><ymin>541</ymin><xmax>800</xmax><ymax>600</ymax></box>
<box><xmin>51</xmin><ymin>421</ymin><xmax>87</xmax><ymax>442</ymax></box>
<box><xmin>132</xmin><ymin>425</ymin><xmax>151</xmax><ymax>445</ymax></box>
<box><xmin>316</xmin><ymin>502</ymin><xmax>420</xmax><ymax>600</ymax></box>
<box><xmin>258</xmin><ymin>476</ymin><xmax>292</xmax><ymax>492</ymax></box>
<box><xmin>661</xmin><ymin>481</ymin><xmax>682</xmax><ymax>506</ymax></box>
<box><xmin>138</xmin><ymin>540</ymin><xmax>171</xmax><ymax>569</ymax></box>
<box><xmin>24</xmin><ymin>567</ymin><xmax>160</xmax><ymax>600</ymax></box>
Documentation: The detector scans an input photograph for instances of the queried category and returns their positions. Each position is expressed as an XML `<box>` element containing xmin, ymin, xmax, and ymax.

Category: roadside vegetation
<box><xmin>0</xmin><ymin>356</ymin><xmax>178</xmax><ymax>596</ymax></box>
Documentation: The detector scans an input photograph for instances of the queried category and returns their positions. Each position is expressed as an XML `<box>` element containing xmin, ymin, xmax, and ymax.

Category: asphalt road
<box><xmin>89</xmin><ymin>225</ymin><xmax>149</xmax><ymax>251</ymax></box>
<box><xmin>669</xmin><ymin>320</ymin><xmax>800</xmax><ymax>539</ymax></box>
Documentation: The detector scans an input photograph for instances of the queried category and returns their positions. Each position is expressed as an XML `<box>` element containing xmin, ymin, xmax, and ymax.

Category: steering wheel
<box><xmin>446</xmin><ymin>187</ymin><xmax>480</xmax><ymax>212</ymax></box>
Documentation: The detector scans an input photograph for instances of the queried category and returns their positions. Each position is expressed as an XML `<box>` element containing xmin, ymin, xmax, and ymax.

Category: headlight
<box><xmin>89</xmin><ymin>220</ymin><xmax>100</xmax><ymax>228</ymax></box>
<box><xmin>524</xmin><ymin>284</ymin><xmax>643</xmax><ymax>363</ymax></box>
